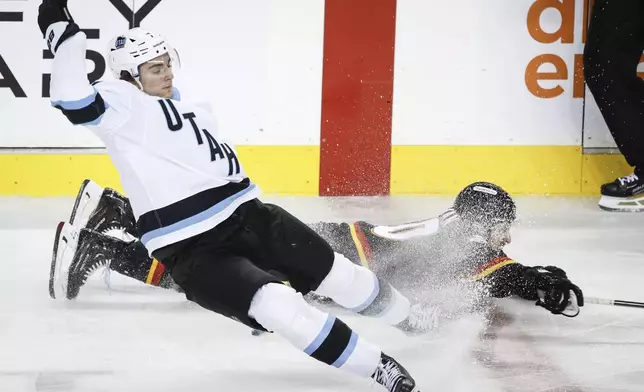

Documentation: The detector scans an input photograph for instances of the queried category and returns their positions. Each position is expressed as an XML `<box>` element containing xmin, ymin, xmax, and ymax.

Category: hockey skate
<box><xmin>371</xmin><ymin>353</ymin><xmax>418</xmax><ymax>392</ymax></box>
<box><xmin>49</xmin><ymin>221</ymin><xmax>80</xmax><ymax>299</ymax></box>
<box><xmin>394</xmin><ymin>303</ymin><xmax>441</xmax><ymax>336</ymax></box>
<box><xmin>598</xmin><ymin>173</ymin><xmax>644</xmax><ymax>212</ymax></box>
<box><xmin>69</xmin><ymin>179</ymin><xmax>105</xmax><ymax>227</ymax></box>
<box><xmin>85</xmin><ymin>188</ymin><xmax>137</xmax><ymax>240</ymax></box>
<box><xmin>70</xmin><ymin>179</ymin><xmax>138</xmax><ymax>239</ymax></box>
<box><xmin>49</xmin><ymin>222</ymin><xmax>126</xmax><ymax>300</ymax></box>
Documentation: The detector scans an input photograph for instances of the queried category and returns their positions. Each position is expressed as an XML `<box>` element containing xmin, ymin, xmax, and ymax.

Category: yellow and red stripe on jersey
<box><xmin>145</xmin><ymin>258</ymin><xmax>166</xmax><ymax>286</ymax></box>
<box><xmin>472</xmin><ymin>256</ymin><xmax>516</xmax><ymax>281</ymax></box>
<box><xmin>348</xmin><ymin>222</ymin><xmax>374</xmax><ymax>269</ymax></box>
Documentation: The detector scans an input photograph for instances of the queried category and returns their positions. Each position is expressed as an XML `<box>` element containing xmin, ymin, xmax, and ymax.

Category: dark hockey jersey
<box><xmin>309</xmin><ymin>210</ymin><xmax>540</xmax><ymax>303</ymax></box>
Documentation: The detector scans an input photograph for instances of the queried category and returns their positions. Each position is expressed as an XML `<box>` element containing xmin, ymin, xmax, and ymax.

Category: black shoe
<box><xmin>599</xmin><ymin>173</ymin><xmax>644</xmax><ymax>212</ymax></box>
<box><xmin>371</xmin><ymin>353</ymin><xmax>418</xmax><ymax>392</ymax></box>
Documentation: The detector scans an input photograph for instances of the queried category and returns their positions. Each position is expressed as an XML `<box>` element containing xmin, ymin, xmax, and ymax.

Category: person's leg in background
<box><xmin>584</xmin><ymin>0</ymin><xmax>644</xmax><ymax>211</ymax></box>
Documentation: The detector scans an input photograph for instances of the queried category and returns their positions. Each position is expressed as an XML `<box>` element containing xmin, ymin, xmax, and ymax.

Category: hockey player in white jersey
<box><xmin>38</xmin><ymin>1</ymin><xmax>425</xmax><ymax>390</ymax></box>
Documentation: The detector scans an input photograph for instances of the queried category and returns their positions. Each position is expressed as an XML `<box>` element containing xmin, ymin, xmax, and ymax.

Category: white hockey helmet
<box><xmin>106</xmin><ymin>27</ymin><xmax>180</xmax><ymax>81</ymax></box>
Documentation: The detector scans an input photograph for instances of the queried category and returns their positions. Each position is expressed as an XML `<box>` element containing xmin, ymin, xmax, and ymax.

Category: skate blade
<box><xmin>49</xmin><ymin>222</ymin><xmax>79</xmax><ymax>299</ymax></box>
<box><xmin>598</xmin><ymin>195</ymin><xmax>644</xmax><ymax>212</ymax></box>
<box><xmin>69</xmin><ymin>179</ymin><xmax>105</xmax><ymax>226</ymax></box>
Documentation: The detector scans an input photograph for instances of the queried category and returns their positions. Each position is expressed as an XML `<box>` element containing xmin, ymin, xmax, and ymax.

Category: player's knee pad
<box><xmin>314</xmin><ymin>253</ymin><xmax>377</xmax><ymax>311</ymax></box>
<box><xmin>248</xmin><ymin>282</ymin><xmax>380</xmax><ymax>377</ymax></box>
<box><xmin>314</xmin><ymin>253</ymin><xmax>410</xmax><ymax>325</ymax></box>
<box><xmin>248</xmin><ymin>283</ymin><xmax>329</xmax><ymax>350</ymax></box>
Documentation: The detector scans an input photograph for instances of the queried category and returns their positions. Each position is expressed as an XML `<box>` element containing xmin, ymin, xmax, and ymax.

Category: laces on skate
<box><xmin>370</xmin><ymin>354</ymin><xmax>417</xmax><ymax>392</ymax></box>
<box><xmin>618</xmin><ymin>174</ymin><xmax>639</xmax><ymax>186</ymax></box>
<box><xmin>372</xmin><ymin>360</ymin><xmax>405</xmax><ymax>391</ymax></box>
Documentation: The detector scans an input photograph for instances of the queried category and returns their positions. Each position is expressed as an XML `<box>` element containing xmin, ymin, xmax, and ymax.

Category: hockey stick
<box><xmin>585</xmin><ymin>296</ymin><xmax>644</xmax><ymax>309</ymax></box>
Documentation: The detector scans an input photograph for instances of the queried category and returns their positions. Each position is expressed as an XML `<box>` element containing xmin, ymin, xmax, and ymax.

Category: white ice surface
<box><xmin>1</xmin><ymin>195</ymin><xmax>644</xmax><ymax>392</ymax></box>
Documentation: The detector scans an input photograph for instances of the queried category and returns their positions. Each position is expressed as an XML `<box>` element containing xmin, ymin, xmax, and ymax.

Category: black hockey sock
<box><xmin>109</xmin><ymin>240</ymin><xmax>173</xmax><ymax>288</ymax></box>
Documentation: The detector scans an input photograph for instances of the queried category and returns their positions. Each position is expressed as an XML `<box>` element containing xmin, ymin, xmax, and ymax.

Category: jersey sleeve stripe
<box><xmin>51</xmin><ymin>89</ymin><xmax>98</xmax><ymax>110</ymax></box>
<box><xmin>84</xmin><ymin>111</ymin><xmax>106</xmax><ymax>126</ymax></box>
<box><xmin>473</xmin><ymin>257</ymin><xmax>516</xmax><ymax>281</ymax></box>
<box><xmin>53</xmin><ymin>92</ymin><xmax>107</xmax><ymax>125</ymax></box>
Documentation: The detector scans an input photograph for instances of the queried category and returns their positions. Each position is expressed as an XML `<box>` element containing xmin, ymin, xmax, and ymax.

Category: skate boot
<box><xmin>70</xmin><ymin>179</ymin><xmax>137</xmax><ymax>238</ymax></box>
<box><xmin>69</xmin><ymin>179</ymin><xmax>105</xmax><ymax>227</ymax></box>
<box><xmin>49</xmin><ymin>222</ymin><xmax>80</xmax><ymax>299</ymax></box>
<box><xmin>599</xmin><ymin>172</ymin><xmax>644</xmax><ymax>212</ymax></box>
<box><xmin>84</xmin><ymin>188</ymin><xmax>137</xmax><ymax>240</ymax></box>
<box><xmin>50</xmin><ymin>222</ymin><xmax>131</xmax><ymax>299</ymax></box>
<box><xmin>371</xmin><ymin>353</ymin><xmax>418</xmax><ymax>392</ymax></box>
<box><xmin>394</xmin><ymin>303</ymin><xmax>441</xmax><ymax>335</ymax></box>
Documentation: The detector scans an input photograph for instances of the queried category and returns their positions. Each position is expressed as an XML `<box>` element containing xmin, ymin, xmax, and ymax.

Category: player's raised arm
<box><xmin>38</xmin><ymin>0</ymin><xmax>105</xmax><ymax>126</ymax></box>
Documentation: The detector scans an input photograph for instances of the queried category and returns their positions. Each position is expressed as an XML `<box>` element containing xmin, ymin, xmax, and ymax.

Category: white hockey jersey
<box><xmin>49</xmin><ymin>32</ymin><xmax>261</xmax><ymax>254</ymax></box>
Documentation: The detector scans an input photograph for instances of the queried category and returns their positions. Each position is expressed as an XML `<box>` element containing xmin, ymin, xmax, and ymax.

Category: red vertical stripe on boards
<box><xmin>319</xmin><ymin>0</ymin><xmax>397</xmax><ymax>196</ymax></box>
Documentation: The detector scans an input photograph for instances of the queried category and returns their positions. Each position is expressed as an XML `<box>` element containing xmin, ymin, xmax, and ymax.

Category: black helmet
<box><xmin>453</xmin><ymin>182</ymin><xmax>516</xmax><ymax>226</ymax></box>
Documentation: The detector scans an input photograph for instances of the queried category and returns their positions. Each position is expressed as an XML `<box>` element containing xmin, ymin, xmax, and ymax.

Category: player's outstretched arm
<box><xmin>38</xmin><ymin>0</ymin><xmax>106</xmax><ymax>126</ymax></box>
<box><xmin>474</xmin><ymin>254</ymin><xmax>532</xmax><ymax>299</ymax></box>
<box><xmin>475</xmin><ymin>255</ymin><xmax>584</xmax><ymax>317</ymax></box>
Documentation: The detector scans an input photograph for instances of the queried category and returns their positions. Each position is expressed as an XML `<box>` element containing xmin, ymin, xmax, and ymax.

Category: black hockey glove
<box><xmin>38</xmin><ymin>0</ymin><xmax>80</xmax><ymax>55</ymax></box>
<box><xmin>526</xmin><ymin>266</ymin><xmax>584</xmax><ymax>317</ymax></box>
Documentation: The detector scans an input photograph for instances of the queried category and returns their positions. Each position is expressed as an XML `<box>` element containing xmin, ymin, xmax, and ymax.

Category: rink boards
<box><xmin>0</xmin><ymin>0</ymin><xmax>636</xmax><ymax>195</ymax></box>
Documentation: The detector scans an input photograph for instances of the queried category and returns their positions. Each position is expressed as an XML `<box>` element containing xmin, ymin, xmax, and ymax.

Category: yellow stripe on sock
<box><xmin>146</xmin><ymin>259</ymin><xmax>159</xmax><ymax>285</ymax></box>
<box><xmin>349</xmin><ymin>223</ymin><xmax>369</xmax><ymax>268</ymax></box>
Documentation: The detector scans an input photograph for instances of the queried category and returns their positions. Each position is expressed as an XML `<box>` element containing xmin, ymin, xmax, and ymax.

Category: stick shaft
<box><xmin>586</xmin><ymin>297</ymin><xmax>644</xmax><ymax>308</ymax></box>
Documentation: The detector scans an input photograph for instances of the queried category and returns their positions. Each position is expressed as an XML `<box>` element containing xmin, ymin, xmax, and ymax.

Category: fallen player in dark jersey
<box><xmin>50</xmin><ymin>180</ymin><xmax>583</xmax><ymax>327</ymax></box>
<box><xmin>306</xmin><ymin>184</ymin><xmax>583</xmax><ymax>321</ymax></box>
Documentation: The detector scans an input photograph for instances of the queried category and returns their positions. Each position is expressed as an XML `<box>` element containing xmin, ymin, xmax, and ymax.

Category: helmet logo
<box><xmin>115</xmin><ymin>36</ymin><xmax>126</xmax><ymax>49</ymax></box>
<box><xmin>473</xmin><ymin>185</ymin><xmax>498</xmax><ymax>195</ymax></box>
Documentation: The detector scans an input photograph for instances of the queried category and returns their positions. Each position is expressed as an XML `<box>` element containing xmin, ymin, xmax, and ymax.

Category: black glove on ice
<box><xmin>527</xmin><ymin>266</ymin><xmax>584</xmax><ymax>317</ymax></box>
